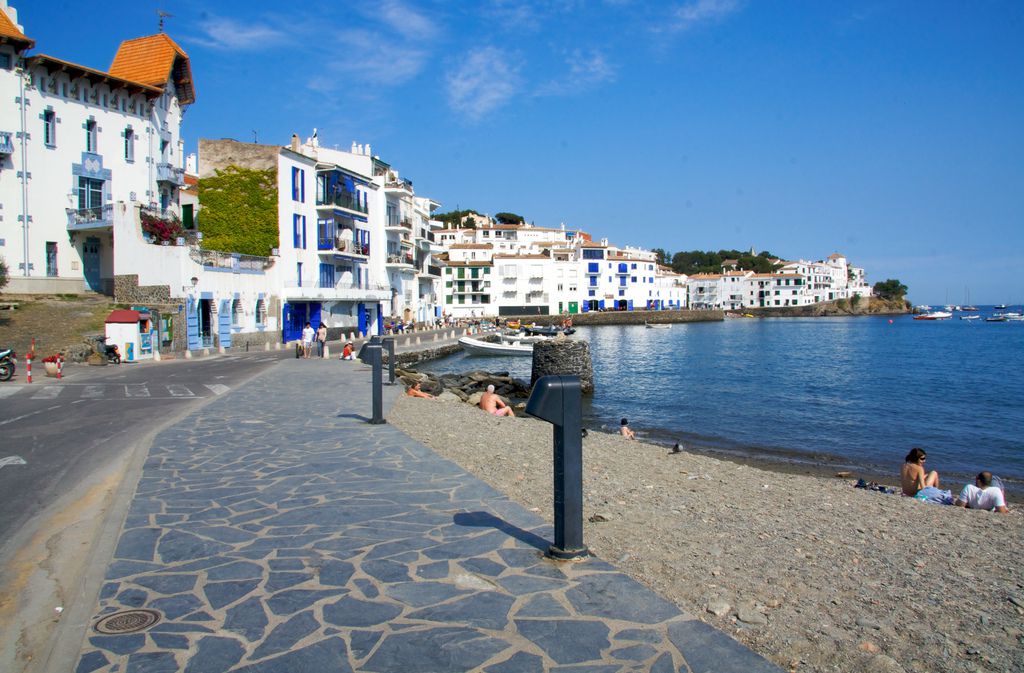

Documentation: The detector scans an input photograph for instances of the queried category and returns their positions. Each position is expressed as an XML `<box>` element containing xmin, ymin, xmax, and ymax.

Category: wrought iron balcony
<box><xmin>156</xmin><ymin>162</ymin><xmax>186</xmax><ymax>185</ymax></box>
<box><xmin>66</xmin><ymin>204</ymin><xmax>113</xmax><ymax>230</ymax></box>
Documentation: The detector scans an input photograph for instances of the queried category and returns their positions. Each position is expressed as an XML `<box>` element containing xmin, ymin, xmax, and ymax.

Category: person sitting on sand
<box><xmin>480</xmin><ymin>384</ymin><xmax>514</xmax><ymax>417</ymax></box>
<box><xmin>406</xmin><ymin>382</ymin><xmax>435</xmax><ymax>399</ymax></box>
<box><xmin>901</xmin><ymin>447</ymin><xmax>939</xmax><ymax>496</ymax></box>
<box><xmin>955</xmin><ymin>471</ymin><xmax>1009</xmax><ymax>513</ymax></box>
<box><xmin>620</xmin><ymin>418</ymin><xmax>636</xmax><ymax>440</ymax></box>
<box><xmin>340</xmin><ymin>342</ymin><xmax>354</xmax><ymax>360</ymax></box>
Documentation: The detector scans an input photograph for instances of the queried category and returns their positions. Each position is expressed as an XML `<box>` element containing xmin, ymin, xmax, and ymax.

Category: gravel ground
<box><xmin>389</xmin><ymin>394</ymin><xmax>1024</xmax><ymax>673</ymax></box>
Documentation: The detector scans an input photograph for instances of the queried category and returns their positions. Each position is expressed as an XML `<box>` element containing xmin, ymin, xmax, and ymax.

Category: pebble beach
<box><xmin>389</xmin><ymin>393</ymin><xmax>1024</xmax><ymax>673</ymax></box>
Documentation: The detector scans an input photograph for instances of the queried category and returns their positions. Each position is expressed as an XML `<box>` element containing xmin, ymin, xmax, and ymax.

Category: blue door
<box><xmin>309</xmin><ymin>302</ymin><xmax>322</xmax><ymax>328</ymax></box>
<box><xmin>186</xmin><ymin>297</ymin><xmax>200</xmax><ymax>350</ymax></box>
<box><xmin>282</xmin><ymin>302</ymin><xmax>307</xmax><ymax>342</ymax></box>
<box><xmin>357</xmin><ymin>303</ymin><xmax>367</xmax><ymax>336</ymax></box>
<box><xmin>218</xmin><ymin>300</ymin><xmax>232</xmax><ymax>348</ymax></box>
<box><xmin>376</xmin><ymin>303</ymin><xmax>383</xmax><ymax>335</ymax></box>
<box><xmin>83</xmin><ymin>237</ymin><xmax>101</xmax><ymax>292</ymax></box>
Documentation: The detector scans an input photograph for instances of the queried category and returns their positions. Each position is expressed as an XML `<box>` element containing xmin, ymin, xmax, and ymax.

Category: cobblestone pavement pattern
<box><xmin>74</xmin><ymin>358</ymin><xmax>781</xmax><ymax>672</ymax></box>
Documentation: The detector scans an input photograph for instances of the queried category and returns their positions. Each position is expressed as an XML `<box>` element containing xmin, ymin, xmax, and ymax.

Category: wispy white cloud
<box><xmin>310</xmin><ymin>28</ymin><xmax>429</xmax><ymax>88</ymax></box>
<box><xmin>659</xmin><ymin>0</ymin><xmax>743</xmax><ymax>33</ymax></box>
<box><xmin>189</xmin><ymin>16</ymin><xmax>289</xmax><ymax>50</ymax></box>
<box><xmin>378</xmin><ymin>0</ymin><xmax>438</xmax><ymax>40</ymax></box>
<box><xmin>535</xmin><ymin>49</ymin><xmax>616</xmax><ymax>97</ymax></box>
<box><xmin>446</xmin><ymin>47</ymin><xmax>523</xmax><ymax>121</ymax></box>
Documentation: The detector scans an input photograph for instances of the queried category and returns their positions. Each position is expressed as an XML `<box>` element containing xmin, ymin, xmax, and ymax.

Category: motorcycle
<box><xmin>94</xmin><ymin>337</ymin><xmax>121</xmax><ymax>364</ymax></box>
<box><xmin>0</xmin><ymin>348</ymin><xmax>15</xmax><ymax>382</ymax></box>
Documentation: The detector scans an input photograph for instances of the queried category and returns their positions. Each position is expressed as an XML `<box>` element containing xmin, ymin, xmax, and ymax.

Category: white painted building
<box><xmin>0</xmin><ymin>2</ymin><xmax>192</xmax><ymax>294</ymax></box>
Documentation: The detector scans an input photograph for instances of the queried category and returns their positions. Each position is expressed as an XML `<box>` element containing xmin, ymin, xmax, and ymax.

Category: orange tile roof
<box><xmin>110</xmin><ymin>33</ymin><xmax>195</xmax><ymax>104</ymax></box>
<box><xmin>0</xmin><ymin>7</ymin><xmax>33</xmax><ymax>50</ymax></box>
<box><xmin>27</xmin><ymin>54</ymin><xmax>164</xmax><ymax>96</ymax></box>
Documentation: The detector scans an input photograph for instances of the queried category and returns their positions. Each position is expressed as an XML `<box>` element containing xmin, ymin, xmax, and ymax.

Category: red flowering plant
<box><xmin>42</xmin><ymin>353</ymin><xmax>63</xmax><ymax>363</ymax></box>
<box><xmin>141</xmin><ymin>210</ymin><xmax>184</xmax><ymax>243</ymax></box>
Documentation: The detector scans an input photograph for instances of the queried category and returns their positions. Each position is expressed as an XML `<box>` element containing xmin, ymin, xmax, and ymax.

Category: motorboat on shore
<box><xmin>458</xmin><ymin>335</ymin><xmax>535</xmax><ymax>356</ymax></box>
<box><xmin>645</xmin><ymin>322</ymin><xmax>672</xmax><ymax>329</ymax></box>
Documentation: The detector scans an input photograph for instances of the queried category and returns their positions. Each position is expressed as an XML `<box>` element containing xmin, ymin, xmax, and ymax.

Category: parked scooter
<box><xmin>94</xmin><ymin>337</ymin><xmax>121</xmax><ymax>364</ymax></box>
<box><xmin>0</xmin><ymin>348</ymin><xmax>15</xmax><ymax>381</ymax></box>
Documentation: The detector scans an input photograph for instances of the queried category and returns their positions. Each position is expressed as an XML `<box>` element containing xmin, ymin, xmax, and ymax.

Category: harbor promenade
<box><xmin>69</xmin><ymin>356</ymin><xmax>781</xmax><ymax>672</ymax></box>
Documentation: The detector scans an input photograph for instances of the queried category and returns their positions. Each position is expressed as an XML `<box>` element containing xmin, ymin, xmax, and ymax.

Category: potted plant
<box><xmin>42</xmin><ymin>353</ymin><xmax>62</xmax><ymax>377</ymax></box>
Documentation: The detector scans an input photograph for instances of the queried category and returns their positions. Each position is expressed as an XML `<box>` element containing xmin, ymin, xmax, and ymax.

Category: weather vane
<box><xmin>158</xmin><ymin>10</ymin><xmax>173</xmax><ymax>33</ymax></box>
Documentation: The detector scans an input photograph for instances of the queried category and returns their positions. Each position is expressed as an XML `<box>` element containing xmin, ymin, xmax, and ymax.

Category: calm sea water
<box><xmin>424</xmin><ymin>310</ymin><xmax>1024</xmax><ymax>485</ymax></box>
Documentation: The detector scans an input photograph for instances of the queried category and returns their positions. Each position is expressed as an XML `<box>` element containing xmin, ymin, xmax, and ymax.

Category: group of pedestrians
<box><xmin>300</xmin><ymin>322</ymin><xmax>356</xmax><ymax>360</ymax></box>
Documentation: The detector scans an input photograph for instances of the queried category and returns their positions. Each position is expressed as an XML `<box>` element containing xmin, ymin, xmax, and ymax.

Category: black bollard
<box><xmin>383</xmin><ymin>337</ymin><xmax>396</xmax><ymax>385</ymax></box>
<box><xmin>525</xmin><ymin>375</ymin><xmax>588</xmax><ymax>560</ymax></box>
<box><xmin>363</xmin><ymin>344</ymin><xmax>386</xmax><ymax>425</ymax></box>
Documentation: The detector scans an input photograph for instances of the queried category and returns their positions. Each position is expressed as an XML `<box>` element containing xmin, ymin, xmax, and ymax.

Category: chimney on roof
<box><xmin>290</xmin><ymin>134</ymin><xmax>299</xmax><ymax>152</ymax></box>
<box><xmin>365</xmin><ymin>144</ymin><xmax>371</xmax><ymax>156</ymax></box>
<box><xmin>351</xmin><ymin>141</ymin><xmax>358</xmax><ymax>153</ymax></box>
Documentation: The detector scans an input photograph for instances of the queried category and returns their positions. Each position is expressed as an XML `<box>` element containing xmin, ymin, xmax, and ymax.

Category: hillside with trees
<box><xmin>664</xmin><ymin>249</ymin><xmax>782</xmax><ymax>275</ymax></box>
<box><xmin>434</xmin><ymin>210</ymin><xmax>482</xmax><ymax>228</ymax></box>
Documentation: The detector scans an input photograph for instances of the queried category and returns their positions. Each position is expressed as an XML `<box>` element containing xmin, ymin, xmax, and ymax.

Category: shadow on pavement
<box><xmin>453</xmin><ymin>511</ymin><xmax>550</xmax><ymax>552</ymax></box>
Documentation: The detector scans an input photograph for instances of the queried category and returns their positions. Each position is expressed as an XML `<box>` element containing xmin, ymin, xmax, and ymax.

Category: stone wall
<box><xmin>520</xmin><ymin>309</ymin><xmax>724</xmax><ymax>327</ymax></box>
<box><xmin>198</xmin><ymin>139</ymin><xmax>280</xmax><ymax>178</ymax></box>
<box><xmin>113</xmin><ymin>274</ymin><xmax>172</xmax><ymax>304</ymax></box>
<box><xmin>531</xmin><ymin>339</ymin><xmax>594</xmax><ymax>395</ymax></box>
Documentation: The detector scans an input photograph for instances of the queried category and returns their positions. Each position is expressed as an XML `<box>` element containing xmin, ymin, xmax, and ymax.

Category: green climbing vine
<box><xmin>197</xmin><ymin>166</ymin><xmax>279</xmax><ymax>256</ymax></box>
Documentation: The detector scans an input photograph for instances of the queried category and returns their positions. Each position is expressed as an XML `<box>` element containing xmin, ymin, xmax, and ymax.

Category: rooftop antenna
<box><xmin>158</xmin><ymin>10</ymin><xmax>173</xmax><ymax>32</ymax></box>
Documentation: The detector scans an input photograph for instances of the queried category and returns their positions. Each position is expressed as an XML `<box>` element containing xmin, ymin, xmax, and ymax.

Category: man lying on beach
<box><xmin>406</xmin><ymin>382</ymin><xmax>435</xmax><ymax>399</ymax></box>
<box><xmin>901</xmin><ymin>447</ymin><xmax>940</xmax><ymax>496</ymax></box>
<box><xmin>955</xmin><ymin>471</ymin><xmax>1009</xmax><ymax>513</ymax></box>
<box><xmin>480</xmin><ymin>385</ymin><xmax>514</xmax><ymax>417</ymax></box>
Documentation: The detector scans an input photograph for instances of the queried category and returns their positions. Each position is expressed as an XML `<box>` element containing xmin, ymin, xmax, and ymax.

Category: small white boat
<box><xmin>458</xmin><ymin>335</ymin><xmax>534</xmax><ymax>356</ymax></box>
<box><xmin>498</xmin><ymin>331</ymin><xmax>549</xmax><ymax>344</ymax></box>
<box><xmin>913</xmin><ymin>309</ymin><xmax>950</xmax><ymax>319</ymax></box>
<box><xmin>960</xmin><ymin>315</ymin><xmax>980</xmax><ymax>321</ymax></box>
<box><xmin>1003</xmin><ymin>312</ymin><xmax>1024</xmax><ymax>321</ymax></box>
<box><xmin>645</xmin><ymin>322</ymin><xmax>672</xmax><ymax>329</ymax></box>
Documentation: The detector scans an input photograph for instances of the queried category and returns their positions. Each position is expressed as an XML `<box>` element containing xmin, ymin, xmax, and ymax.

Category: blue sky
<box><xmin>19</xmin><ymin>0</ymin><xmax>1024</xmax><ymax>304</ymax></box>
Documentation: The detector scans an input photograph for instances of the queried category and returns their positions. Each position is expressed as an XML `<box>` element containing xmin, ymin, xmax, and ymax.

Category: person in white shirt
<box><xmin>301</xmin><ymin>322</ymin><xmax>315</xmax><ymax>359</ymax></box>
<box><xmin>955</xmin><ymin>471</ymin><xmax>1009</xmax><ymax>513</ymax></box>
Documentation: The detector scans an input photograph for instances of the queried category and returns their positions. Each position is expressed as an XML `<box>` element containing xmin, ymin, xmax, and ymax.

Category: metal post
<box><xmin>383</xmin><ymin>337</ymin><xmax>396</xmax><ymax>385</ymax></box>
<box><xmin>365</xmin><ymin>344</ymin><xmax>385</xmax><ymax>424</ymax></box>
<box><xmin>526</xmin><ymin>375</ymin><xmax>587</xmax><ymax>560</ymax></box>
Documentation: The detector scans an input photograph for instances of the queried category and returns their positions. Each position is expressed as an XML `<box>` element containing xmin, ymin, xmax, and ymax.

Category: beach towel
<box><xmin>914</xmin><ymin>486</ymin><xmax>954</xmax><ymax>505</ymax></box>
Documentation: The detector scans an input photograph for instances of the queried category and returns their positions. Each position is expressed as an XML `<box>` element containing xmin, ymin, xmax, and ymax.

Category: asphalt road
<box><xmin>0</xmin><ymin>351</ymin><xmax>289</xmax><ymax>558</ymax></box>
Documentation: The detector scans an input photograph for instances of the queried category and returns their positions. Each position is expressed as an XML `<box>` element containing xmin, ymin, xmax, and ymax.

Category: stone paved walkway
<box><xmin>73</xmin><ymin>358</ymin><xmax>781</xmax><ymax>672</ymax></box>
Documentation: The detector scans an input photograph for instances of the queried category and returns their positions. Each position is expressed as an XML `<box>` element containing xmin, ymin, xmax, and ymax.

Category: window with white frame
<box><xmin>43</xmin><ymin>109</ymin><xmax>56</xmax><ymax>146</ymax></box>
<box><xmin>232</xmin><ymin>299</ymin><xmax>243</xmax><ymax>326</ymax></box>
<box><xmin>255</xmin><ymin>299</ymin><xmax>267</xmax><ymax>326</ymax></box>
<box><xmin>124</xmin><ymin>128</ymin><xmax>134</xmax><ymax>161</ymax></box>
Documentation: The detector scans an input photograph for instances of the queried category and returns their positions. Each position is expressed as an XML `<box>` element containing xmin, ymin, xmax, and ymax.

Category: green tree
<box><xmin>494</xmin><ymin>212</ymin><xmax>525</xmax><ymax>224</ymax></box>
<box><xmin>0</xmin><ymin>256</ymin><xmax>8</xmax><ymax>292</ymax></box>
<box><xmin>670</xmin><ymin>249</ymin><xmax>780</xmax><ymax>275</ymax></box>
<box><xmin>651</xmin><ymin>248</ymin><xmax>672</xmax><ymax>266</ymax></box>
<box><xmin>197</xmin><ymin>166</ymin><xmax>278</xmax><ymax>256</ymax></box>
<box><xmin>434</xmin><ymin>209</ymin><xmax>480</xmax><ymax>228</ymax></box>
<box><xmin>873</xmin><ymin>279</ymin><xmax>908</xmax><ymax>300</ymax></box>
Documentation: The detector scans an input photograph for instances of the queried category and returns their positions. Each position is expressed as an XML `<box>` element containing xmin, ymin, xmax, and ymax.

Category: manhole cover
<box><xmin>94</xmin><ymin>609</ymin><xmax>161</xmax><ymax>634</ymax></box>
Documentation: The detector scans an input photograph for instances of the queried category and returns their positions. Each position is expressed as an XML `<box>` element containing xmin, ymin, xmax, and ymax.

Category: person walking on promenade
<box><xmin>480</xmin><ymin>384</ymin><xmax>514</xmax><ymax>417</ymax></box>
<box><xmin>955</xmin><ymin>471</ymin><xmax>1010</xmax><ymax>513</ymax></box>
<box><xmin>301</xmin><ymin>322</ymin><xmax>314</xmax><ymax>359</ymax></box>
<box><xmin>316</xmin><ymin>323</ymin><xmax>327</xmax><ymax>358</ymax></box>
<box><xmin>901</xmin><ymin>447</ymin><xmax>940</xmax><ymax>496</ymax></box>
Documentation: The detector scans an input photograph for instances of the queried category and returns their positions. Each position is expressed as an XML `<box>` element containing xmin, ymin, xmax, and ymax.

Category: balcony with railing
<box><xmin>283</xmin><ymin>277</ymin><xmax>391</xmax><ymax>301</ymax></box>
<box><xmin>0</xmin><ymin>131</ymin><xmax>13</xmax><ymax>155</ymax></box>
<box><xmin>189</xmin><ymin>247</ymin><xmax>273</xmax><ymax>274</ymax></box>
<box><xmin>386</xmin><ymin>251</ymin><xmax>415</xmax><ymax>268</ymax></box>
<box><xmin>156</xmin><ymin>162</ymin><xmax>186</xmax><ymax>186</ymax></box>
<box><xmin>316</xmin><ymin>189</ymin><xmax>368</xmax><ymax>214</ymax></box>
<box><xmin>67</xmin><ymin>204</ymin><xmax>114</xmax><ymax>230</ymax></box>
<box><xmin>334</xmin><ymin>237</ymin><xmax>370</xmax><ymax>257</ymax></box>
<box><xmin>384</xmin><ymin>177</ymin><xmax>414</xmax><ymax>194</ymax></box>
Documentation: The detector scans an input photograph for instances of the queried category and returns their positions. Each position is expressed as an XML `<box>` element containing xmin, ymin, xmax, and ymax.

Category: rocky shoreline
<box><xmin>388</xmin><ymin>393</ymin><xmax>1024</xmax><ymax>673</ymax></box>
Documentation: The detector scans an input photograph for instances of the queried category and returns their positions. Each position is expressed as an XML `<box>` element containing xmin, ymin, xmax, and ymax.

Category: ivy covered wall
<box><xmin>197</xmin><ymin>166</ymin><xmax>279</xmax><ymax>256</ymax></box>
